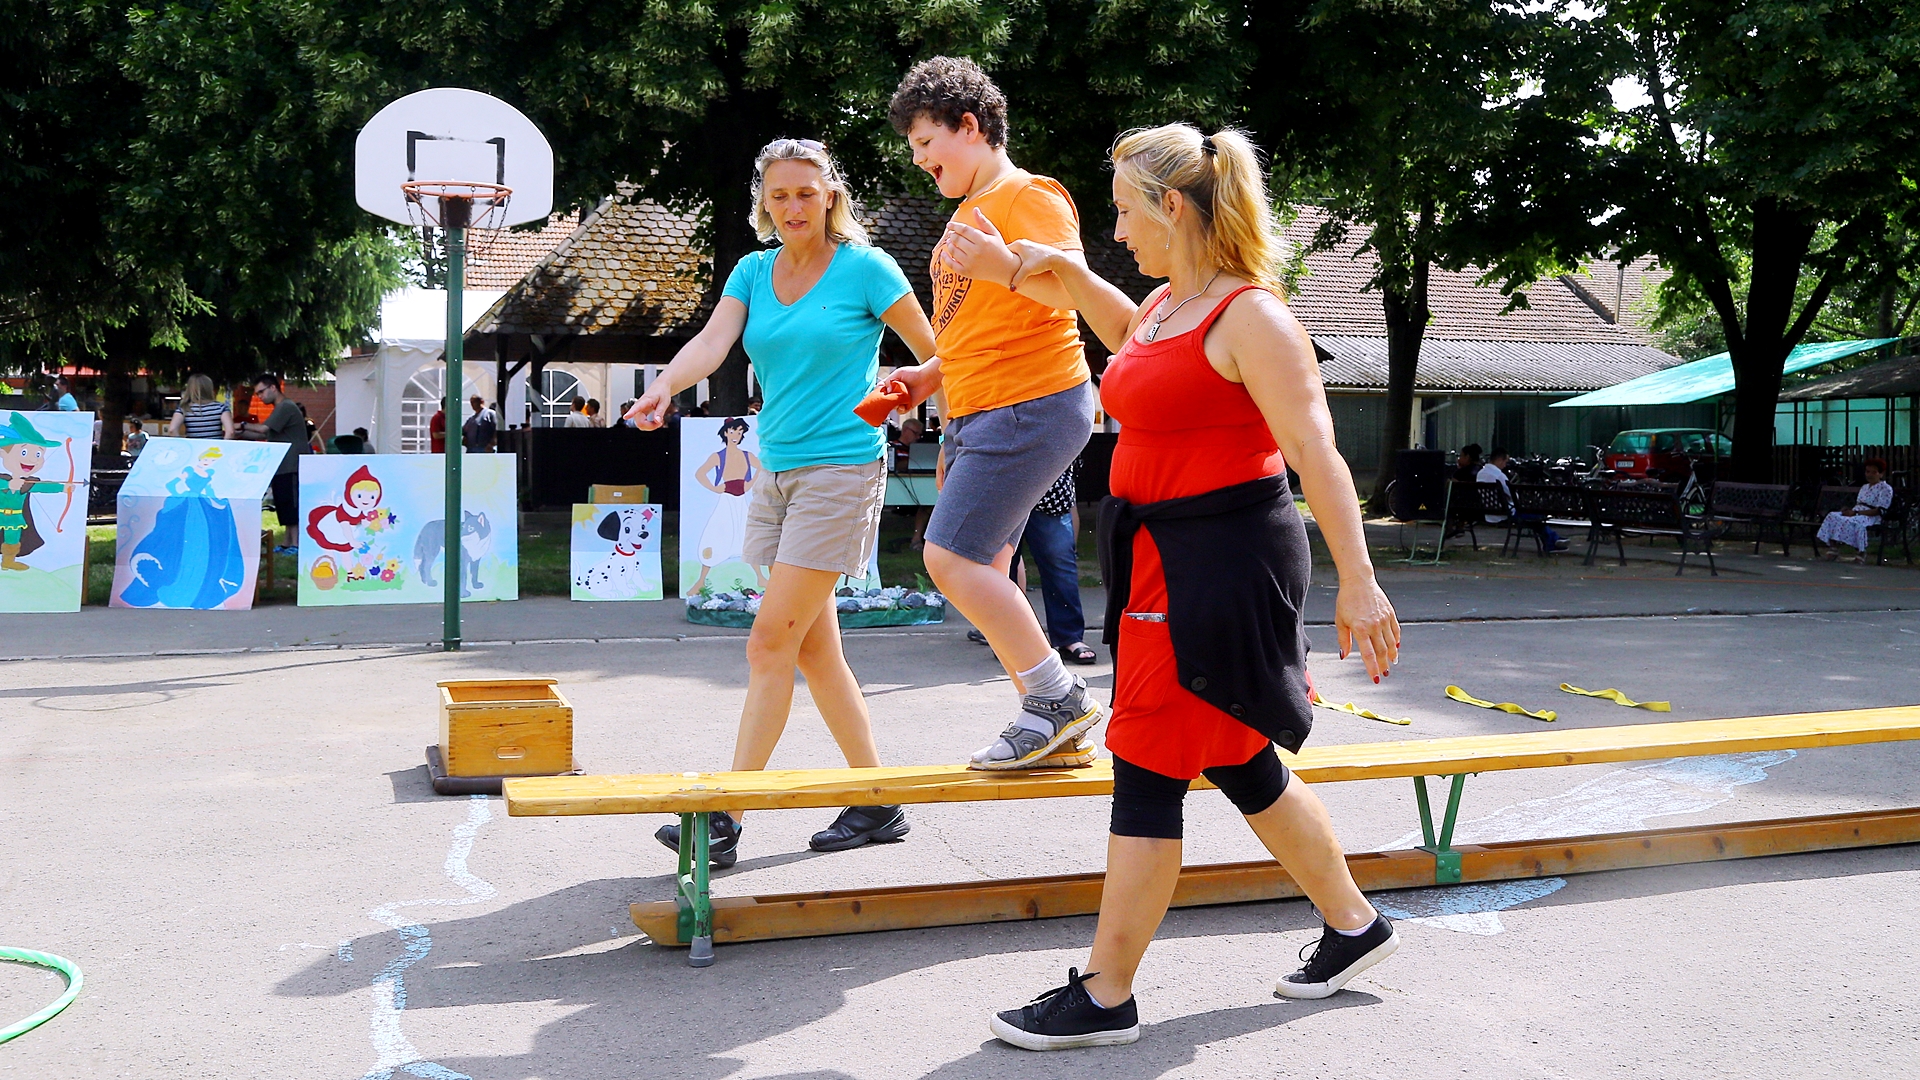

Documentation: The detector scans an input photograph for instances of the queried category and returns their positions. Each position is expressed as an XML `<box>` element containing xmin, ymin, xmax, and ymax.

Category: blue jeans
<box><xmin>1016</xmin><ymin>509</ymin><xmax>1086</xmax><ymax>648</ymax></box>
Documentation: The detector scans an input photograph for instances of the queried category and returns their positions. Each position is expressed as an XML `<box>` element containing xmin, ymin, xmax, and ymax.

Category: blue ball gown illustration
<box><xmin>118</xmin><ymin>467</ymin><xmax>245</xmax><ymax>608</ymax></box>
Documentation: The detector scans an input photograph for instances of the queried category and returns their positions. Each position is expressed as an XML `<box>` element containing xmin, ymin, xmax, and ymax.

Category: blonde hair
<box><xmin>1111</xmin><ymin>124</ymin><xmax>1283</xmax><ymax>289</ymax></box>
<box><xmin>750</xmin><ymin>139</ymin><xmax>869</xmax><ymax>246</ymax></box>
<box><xmin>182</xmin><ymin>374</ymin><xmax>217</xmax><ymax>406</ymax></box>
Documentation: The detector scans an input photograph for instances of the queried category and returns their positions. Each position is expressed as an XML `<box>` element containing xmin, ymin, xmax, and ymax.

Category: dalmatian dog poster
<box><xmin>571</xmin><ymin>503</ymin><xmax>663</xmax><ymax>601</ymax></box>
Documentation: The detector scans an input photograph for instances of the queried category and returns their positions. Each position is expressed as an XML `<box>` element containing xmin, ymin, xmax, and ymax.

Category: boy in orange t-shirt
<box><xmin>888</xmin><ymin>57</ymin><xmax>1100</xmax><ymax>771</ymax></box>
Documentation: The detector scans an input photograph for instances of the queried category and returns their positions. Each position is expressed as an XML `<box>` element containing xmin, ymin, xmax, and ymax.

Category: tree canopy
<box><xmin>7</xmin><ymin>0</ymin><xmax>1915</xmax><ymax>476</ymax></box>
<box><xmin>1505</xmin><ymin>0</ymin><xmax>1920</xmax><ymax>477</ymax></box>
<box><xmin>1244</xmin><ymin>0</ymin><xmax>1561</xmax><ymax>502</ymax></box>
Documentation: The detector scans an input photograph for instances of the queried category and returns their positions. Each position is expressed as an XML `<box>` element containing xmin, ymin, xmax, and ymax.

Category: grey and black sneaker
<box><xmin>809</xmin><ymin>804</ymin><xmax>910</xmax><ymax>852</ymax></box>
<box><xmin>969</xmin><ymin>676</ymin><xmax>1103</xmax><ymax>771</ymax></box>
<box><xmin>654</xmin><ymin>814</ymin><xmax>742</xmax><ymax>869</ymax></box>
<box><xmin>990</xmin><ymin>967</ymin><xmax>1140</xmax><ymax>1051</ymax></box>
<box><xmin>1274</xmin><ymin>914</ymin><xmax>1398</xmax><ymax>999</ymax></box>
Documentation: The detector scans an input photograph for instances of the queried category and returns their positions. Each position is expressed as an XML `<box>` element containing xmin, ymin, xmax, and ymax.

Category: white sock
<box><xmin>1016</xmin><ymin>653</ymin><xmax>1074</xmax><ymax>706</ymax></box>
<box><xmin>1085</xmin><ymin>985</ymin><xmax>1112</xmax><ymax>1010</ymax></box>
<box><xmin>1334</xmin><ymin>915</ymin><xmax>1377</xmax><ymax>936</ymax></box>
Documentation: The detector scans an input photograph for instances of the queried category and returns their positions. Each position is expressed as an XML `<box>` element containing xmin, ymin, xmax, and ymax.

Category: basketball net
<box><xmin>403</xmin><ymin>180</ymin><xmax>514</xmax><ymax>268</ymax></box>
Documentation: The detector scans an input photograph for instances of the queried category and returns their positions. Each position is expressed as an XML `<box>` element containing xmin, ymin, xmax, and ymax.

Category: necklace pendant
<box><xmin>1144</xmin><ymin>322</ymin><xmax>1160</xmax><ymax>343</ymax></box>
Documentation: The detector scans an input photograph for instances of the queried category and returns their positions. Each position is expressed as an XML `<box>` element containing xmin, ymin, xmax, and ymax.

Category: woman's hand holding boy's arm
<box><xmin>1006</xmin><ymin>239</ymin><xmax>1136</xmax><ymax>351</ymax></box>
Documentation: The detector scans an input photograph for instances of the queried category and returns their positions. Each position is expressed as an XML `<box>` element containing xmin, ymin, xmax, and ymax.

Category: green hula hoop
<box><xmin>0</xmin><ymin>948</ymin><xmax>83</xmax><ymax>1043</ymax></box>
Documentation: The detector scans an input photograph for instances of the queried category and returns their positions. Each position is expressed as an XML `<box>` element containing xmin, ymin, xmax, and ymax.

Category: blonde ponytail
<box><xmin>1111</xmin><ymin>124</ymin><xmax>1283</xmax><ymax>290</ymax></box>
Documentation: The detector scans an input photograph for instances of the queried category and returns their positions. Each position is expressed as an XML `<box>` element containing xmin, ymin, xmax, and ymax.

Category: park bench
<box><xmin>1796</xmin><ymin>485</ymin><xmax>1860</xmax><ymax>551</ymax></box>
<box><xmin>504</xmin><ymin>705</ymin><xmax>1920</xmax><ymax>966</ymax></box>
<box><xmin>1869</xmin><ymin>489</ymin><xmax>1914</xmax><ymax>565</ymax></box>
<box><xmin>1585</xmin><ymin>488</ymin><xmax>1717</xmax><ymax>574</ymax></box>
<box><xmin>1709</xmin><ymin>482</ymin><xmax>1794</xmax><ymax>556</ymax></box>
<box><xmin>1502</xmin><ymin>483</ymin><xmax>1591</xmax><ymax>557</ymax></box>
<box><xmin>1440</xmin><ymin>480</ymin><xmax>1487</xmax><ymax>552</ymax></box>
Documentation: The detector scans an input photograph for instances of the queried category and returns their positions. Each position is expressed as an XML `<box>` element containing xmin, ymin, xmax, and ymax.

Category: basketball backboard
<box><xmin>355</xmin><ymin>88</ymin><xmax>553</xmax><ymax>227</ymax></box>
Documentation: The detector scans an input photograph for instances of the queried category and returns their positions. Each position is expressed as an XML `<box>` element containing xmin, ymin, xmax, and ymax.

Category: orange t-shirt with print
<box><xmin>930</xmin><ymin>170</ymin><xmax>1091</xmax><ymax>418</ymax></box>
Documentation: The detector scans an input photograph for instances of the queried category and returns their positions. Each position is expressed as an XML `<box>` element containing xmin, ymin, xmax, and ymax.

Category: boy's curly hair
<box><xmin>888</xmin><ymin>56</ymin><xmax>1007</xmax><ymax>148</ymax></box>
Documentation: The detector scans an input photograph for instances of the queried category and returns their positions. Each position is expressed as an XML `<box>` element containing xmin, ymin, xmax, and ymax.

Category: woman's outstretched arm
<box><xmin>625</xmin><ymin>298</ymin><xmax>749</xmax><ymax>428</ymax></box>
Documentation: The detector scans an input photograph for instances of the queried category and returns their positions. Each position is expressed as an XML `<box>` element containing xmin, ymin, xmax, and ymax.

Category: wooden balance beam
<box><xmin>504</xmin><ymin>706</ymin><xmax>1920</xmax><ymax>965</ymax></box>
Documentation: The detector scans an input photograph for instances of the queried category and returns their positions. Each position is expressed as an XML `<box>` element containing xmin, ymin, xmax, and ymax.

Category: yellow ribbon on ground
<box><xmin>1560</xmin><ymin>683</ymin><xmax>1672</xmax><ymax>712</ymax></box>
<box><xmin>1310</xmin><ymin>692</ymin><xmax>1413</xmax><ymax>726</ymax></box>
<box><xmin>1445</xmin><ymin>685</ymin><xmax>1557</xmax><ymax>722</ymax></box>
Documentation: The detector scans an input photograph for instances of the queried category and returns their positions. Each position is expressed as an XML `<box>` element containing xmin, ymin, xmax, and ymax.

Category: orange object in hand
<box><xmin>854</xmin><ymin>379</ymin><xmax>913</xmax><ymax>427</ymax></box>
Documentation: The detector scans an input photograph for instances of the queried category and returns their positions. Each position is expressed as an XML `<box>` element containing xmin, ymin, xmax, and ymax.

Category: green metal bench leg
<box><xmin>1414</xmin><ymin>774</ymin><xmax>1469</xmax><ymax>884</ymax></box>
<box><xmin>674</xmin><ymin>811</ymin><xmax>715</xmax><ymax>967</ymax></box>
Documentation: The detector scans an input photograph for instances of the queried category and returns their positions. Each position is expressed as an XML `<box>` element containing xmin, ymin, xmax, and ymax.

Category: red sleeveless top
<box><xmin>1099</xmin><ymin>285</ymin><xmax>1287</xmax><ymax>779</ymax></box>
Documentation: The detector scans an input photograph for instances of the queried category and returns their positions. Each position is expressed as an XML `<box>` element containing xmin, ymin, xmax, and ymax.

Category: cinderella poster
<box><xmin>110</xmin><ymin>437</ymin><xmax>285</xmax><ymax>610</ymax></box>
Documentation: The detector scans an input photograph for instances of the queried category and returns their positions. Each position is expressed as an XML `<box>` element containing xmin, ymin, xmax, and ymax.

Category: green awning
<box><xmin>1548</xmin><ymin>338</ymin><xmax>1900</xmax><ymax>408</ymax></box>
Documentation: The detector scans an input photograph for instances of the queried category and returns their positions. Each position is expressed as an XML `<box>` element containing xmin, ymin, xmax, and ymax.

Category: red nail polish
<box><xmin>1372</xmin><ymin>675</ymin><xmax>1380</xmax><ymax>684</ymax></box>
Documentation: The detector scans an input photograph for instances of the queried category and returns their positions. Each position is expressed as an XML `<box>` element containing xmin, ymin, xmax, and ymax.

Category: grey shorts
<box><xmin>926</xmin><ymin>381</ymin><xmax>1094</xmax><ymax>564</ymax></box>
<box><xmin>743</xmin><ymin>458</ymin><xmax>886</xmax><ymax>578</ymax></box>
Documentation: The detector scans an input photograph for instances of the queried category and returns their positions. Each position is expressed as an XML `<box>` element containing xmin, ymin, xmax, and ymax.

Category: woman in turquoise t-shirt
<box><xmin>626</xmin><ymin>138</ymin><xmax>940</xmax><ymax>866</ymax></box>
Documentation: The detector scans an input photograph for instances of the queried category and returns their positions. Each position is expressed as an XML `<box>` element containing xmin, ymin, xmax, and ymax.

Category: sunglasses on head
<box><xmin>767</xmin><ymin>137</ymin><xmax>825</xmax><ymax>155</ymax></box>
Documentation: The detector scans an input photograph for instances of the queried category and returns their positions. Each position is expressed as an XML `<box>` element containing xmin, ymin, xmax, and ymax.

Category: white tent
<box><xmin>333</xmin><ymin>287</ymin><xmax>506</xmax><ymax>453</ymax></box>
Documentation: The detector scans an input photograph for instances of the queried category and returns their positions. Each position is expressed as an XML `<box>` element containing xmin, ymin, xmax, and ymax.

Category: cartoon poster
<box><xmin>110</xmin><ymin>437</ymin><xmax>286</xmax><ymax>610</ymax></box>
<box><xmin>571</xmin><ymin>503</ymin><xmax>663</xmax><ymax>601</ymax></box>
<box><xmin>296</xmin><ymin>453</ymin><xmax>518</xmax><ymax>606</ymax></box>
<box><xmin>678</xmin><ymin>416</ymin><xmax>765</xmax><ymax>597</ymax></box>
<box><xmin>0</xmin><ymin>411</ymin><xmax>93</xmax><ymax>613</ymax></box>
<box><xmin>677</xmin><ymin>415</ymin><xmax>881</xmax><ymax>599</ymax></box>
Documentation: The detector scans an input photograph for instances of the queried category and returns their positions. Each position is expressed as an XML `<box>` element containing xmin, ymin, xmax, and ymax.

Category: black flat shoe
<box><xmin>1059</xmin><ymin>641</ymin><xmax>1097</xmax><ymax>665</ymax></box>
<box><xmin>991</xmin><ymin>967</ymin><xmax>1140</xmax><ymax>1050</ymax></box>
<box><xmin>966</xmin><ymin>628</ymin><xmax>988</xmax><ymax>645</ymax></box>
<box><xmin>655</xmin><ymin>814</ymin><xmax>742</xmax><ymax>869</ymax></box>
<box><xmin>809</xmin><ymin>805</ymin><xmax>909</xmax><ymax>851</ymax></box>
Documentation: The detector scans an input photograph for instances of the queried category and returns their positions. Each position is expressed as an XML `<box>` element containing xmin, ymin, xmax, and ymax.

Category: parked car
<box><xmin>1604</xmin><ymin>428</ymin><xmax>1732</xmax><ymax>481</ymax></box>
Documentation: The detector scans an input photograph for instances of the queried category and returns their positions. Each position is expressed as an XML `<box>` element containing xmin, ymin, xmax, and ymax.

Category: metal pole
<box><xmin>444</xmin><ymin>225</ymin><xmax>465</xmax><ymax>652</ymax></box>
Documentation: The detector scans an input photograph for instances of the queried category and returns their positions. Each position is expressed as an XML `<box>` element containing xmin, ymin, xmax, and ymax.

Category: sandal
<box><xmin>1060</xmin><ymin>642</ymin><xmax>1098</xmax><ymax>665</ymax></box>
<box><xmin>966</xmin><ymin>628</ymin><xmax>988</xmax><ymax>645</ymax></box>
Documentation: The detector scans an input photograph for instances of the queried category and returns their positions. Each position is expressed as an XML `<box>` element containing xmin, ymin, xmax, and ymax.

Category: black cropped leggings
<box><xmin>1110</xmin><ymin>745</ymin><xmax>1292</xmax><ymax>840</ymax></box>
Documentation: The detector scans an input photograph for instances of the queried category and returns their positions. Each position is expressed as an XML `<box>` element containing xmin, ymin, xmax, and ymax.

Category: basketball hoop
<box><xmin>359</xmin><ymin>88</ymin><xmax>554</xmax><ymax>653</ymax></box>
<box><xmin>402</xmin><ymin>180</ymin><xmax>513</xmax><ymax>230</ymax></box>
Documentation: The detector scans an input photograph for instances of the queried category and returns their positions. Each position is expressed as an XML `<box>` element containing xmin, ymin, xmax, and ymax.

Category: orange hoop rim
<box><xmin>402</xmin><ymin>180</ymin><xmax>513</xmax><ymax>203</ymax></box>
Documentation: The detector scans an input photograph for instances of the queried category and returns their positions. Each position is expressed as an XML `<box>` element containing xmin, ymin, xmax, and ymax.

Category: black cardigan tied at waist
<box><xmin>1096</xmin><ymin>472</ymin><xmax>1315</xmax><ymax>752</ymax></box>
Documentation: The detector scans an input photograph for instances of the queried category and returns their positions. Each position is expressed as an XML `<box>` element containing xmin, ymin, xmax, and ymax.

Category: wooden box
<box><xmin>438</xmin><ymin>679</ymin><xmax>574</xmax><ymax>778</ymax></box>
<box><xmin>589</xmin><ymin>484</ymin><xmax>650</xmax><ymax>504</ymax></box>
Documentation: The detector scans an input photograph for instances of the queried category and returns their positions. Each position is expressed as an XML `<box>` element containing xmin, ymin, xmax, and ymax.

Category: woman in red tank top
<box><xmin>945</xmin><ymin>124</ymin><xmax>1405</xmax><ymax>1052</ymax></box>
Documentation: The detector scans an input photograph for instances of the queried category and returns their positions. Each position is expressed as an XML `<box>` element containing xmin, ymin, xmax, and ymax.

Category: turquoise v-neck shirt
<box><xmin>722</xmin><ymin>242</ymin><xmax>913</xmax><ymax>473</ymax></box>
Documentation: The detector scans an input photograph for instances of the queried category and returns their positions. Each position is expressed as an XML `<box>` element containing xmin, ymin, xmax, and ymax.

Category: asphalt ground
<box><xmin>3</xmin><ymin>552</ymin><xmax>1918</xmax><ymax>1078</ymax></box>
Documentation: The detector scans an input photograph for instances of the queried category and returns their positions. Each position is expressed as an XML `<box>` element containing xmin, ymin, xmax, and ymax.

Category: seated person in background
<box><xmin>1480</xmin><ymin>447</ymin><xmax>1565</xmax><ymax>551</ymax></box>
<box><xmin>1817</xmin><ymin>457</ymin><xmax>1894</xmax><ymax>564</ymax></box>
<box><xmin>1453</xmin><ymin>442</ymin><xmax>1483</xmax><ymax>483</ymax></box>
<box><xmin>124</xmin><ymin>416</ymin><xmax>149</xmax><ymax>457</ymax></box>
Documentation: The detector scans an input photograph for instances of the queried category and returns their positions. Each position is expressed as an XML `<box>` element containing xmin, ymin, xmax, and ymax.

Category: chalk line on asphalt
<box><xmin>356</xmin><ymin>795</ymin><xmax>496</xmax><ymax>1080</ymax></box>
<box><xmin>1377</xmin><ymin>751</ymin><xmax>1796</xmax><ymax>935</ymax></box>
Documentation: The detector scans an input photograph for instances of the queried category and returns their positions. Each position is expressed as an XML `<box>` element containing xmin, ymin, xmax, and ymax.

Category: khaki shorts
<box><xmin>743</xmin><ymin>458</ymin><xmax>886</xmax><ymax>578</ymax></box>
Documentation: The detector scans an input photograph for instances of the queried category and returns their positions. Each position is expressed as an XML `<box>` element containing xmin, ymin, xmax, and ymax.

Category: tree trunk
<box><xmin>1369</xmin><ymin>259</ymin><xmax>1432</xmax><ymax>513</ymax></box>
<box><xmin>1725</xmin><ymin>201</ymin><xmax>1817</xmax><ymax>482</ymax></box>
<box><xmin>98</xmin><ymin>366</ymin><xmax>130</xmax><ymax>458</ymax></box>
<box><xmin>691</xmin><ymin>45</ymin><xmax>782</xmax><ymax>418</ymax></box>
<box><xmin>704</xmin><ymin>192</ymin><xmax>755</xmax><ymax>416</ymax></box>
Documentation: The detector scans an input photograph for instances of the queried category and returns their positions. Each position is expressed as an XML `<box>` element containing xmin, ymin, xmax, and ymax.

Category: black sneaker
<box><xmin>809</xmin><ymin>805</ymin><xmax>910</xmax><ymax>851</ymax></box>
<box><xmin>1274</xmin><ymin>914</ymin><xmax>1398</xmax><ymax>999</ymax></box>
<box><xmin>990</xmin><ymin>967</ymin><xmax>1140</xmax><ymax>1051</ymax></box>
<box><xmin>654</xmin><ymin>814</ymin><xmax>742</xmax><ymax>869</ymax></box>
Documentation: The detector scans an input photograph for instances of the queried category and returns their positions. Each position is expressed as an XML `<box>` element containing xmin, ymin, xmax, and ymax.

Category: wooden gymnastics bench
<box><xmin>504</xmin><ymin>706</ymin><xmax>1920</xmax><ymax>966</ymax></box>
